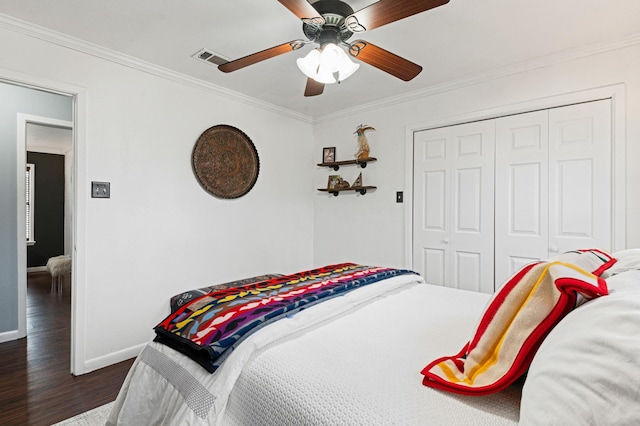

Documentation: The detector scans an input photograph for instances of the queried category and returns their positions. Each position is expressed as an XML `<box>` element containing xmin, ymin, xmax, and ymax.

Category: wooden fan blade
<box><xmin>348</xmin><ymin>40</ymin><xmax>422</xmax><ymax>81</ymax></box>
<box><xmin>218</xmin><ymin>40</ymin><xmax>305</xmax><ymax>73</ymax></box>
<box><xmin>347</xmin><ymin>0</ymin><xmax>449</xmax><ymax>32</ymax></box>
<box><xmin>277</xmin><ymin>0</ymin><xmax>321</xmax><ymax>19</ymax></box>
<box><xmin>304</xmin><ymin>78</ymin><xmax>324</xmax><ymax>97</ymax></box>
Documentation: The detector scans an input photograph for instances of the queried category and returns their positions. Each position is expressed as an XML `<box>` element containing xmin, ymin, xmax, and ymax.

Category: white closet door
<box><xmin>413</xmin><ymin>99</ymin><xmax>611</xmax><ymax>294</ymax></box>
<box><xmin>494</xmin><ymin>110</ymin><xmax>550</xmax><ymax>287</ymax></box>
<box><xmin>548</xmin><ymin>100</ymin><xmax>612</xmax><ymax>254</ymax></box>
<box><xmin>494</xmin><ymin>100</ymin><xmax>612</xmax><ymax>286</ymax></box>
<box><xmin>413</xmin><ymin>120</ymin><xmax>495</xmax><ymax>293</ymax></box>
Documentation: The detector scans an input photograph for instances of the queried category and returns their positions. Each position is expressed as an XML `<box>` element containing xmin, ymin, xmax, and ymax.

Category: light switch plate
<box><xmin>92</xmin><ymin>181</ymin><xmax>110</xmax><ymax>198</ymax></box>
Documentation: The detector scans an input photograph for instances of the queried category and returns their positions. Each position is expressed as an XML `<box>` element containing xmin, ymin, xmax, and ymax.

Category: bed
<box><xmin>107</xmin><ymin>250</ymin><xmax>640</xmax><ymax>425</ymax></box>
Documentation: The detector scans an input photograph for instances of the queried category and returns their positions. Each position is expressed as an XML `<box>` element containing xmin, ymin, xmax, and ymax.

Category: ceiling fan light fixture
<box><xmin>220</xmin><ymin>0</ymin><xmax>447</xmax><ymax>96</ymax></box>
<box><xmin>296</xmin><ymin>43</ymin><xmax>359</xmax><ymax>84</ymax></box>
<box><xmin>296</xmin><ymin>49</ymin><xmax>321</xmax><ymax>79</ymax></box>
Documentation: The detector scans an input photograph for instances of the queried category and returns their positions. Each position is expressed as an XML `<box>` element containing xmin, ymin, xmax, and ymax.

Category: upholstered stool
<box><xmin>46</xmin><ymin>255</ymin><xmax>72</xmax><ymax>294</ymax></box>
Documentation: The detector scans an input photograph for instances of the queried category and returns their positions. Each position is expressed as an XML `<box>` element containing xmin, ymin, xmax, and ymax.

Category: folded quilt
<box><xmin>168</xmin><ymin>273</ymin><xmax>283</xmax><ymax>313</ymax></box>
<box><xmin>155</xmin><ymin>263</ymin><xmax>417</xmax><ymax>373</ymax></box>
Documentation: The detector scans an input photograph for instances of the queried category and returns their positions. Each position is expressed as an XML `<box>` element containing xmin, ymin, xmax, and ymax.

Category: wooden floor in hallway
<box><xmin>0</xmin><ymin>271</ymin><xmax>135</xmax><ymax>426</ymax></box>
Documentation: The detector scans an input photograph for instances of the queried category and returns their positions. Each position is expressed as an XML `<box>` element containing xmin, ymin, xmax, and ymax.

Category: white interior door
<box><xmin>548</xmin><ymin>100</ymin><xmax>612</xmax><ymax>254</ymax></box>
<box><xmin>413</xmin><ymin>120</ymin><xmax>495</xmax><ymax>293</ymax></box>
<box><xmin>413</xmin><ymin>99</ymin><xmax>611</xmax><ymax>294</ymax></box>
<box><xmin>494</xmin><ymin>100</ymin><xmax>612</xmax><ymax>286</ymax></box>
<box><xmin>494</xmin><ymin>110</ymin><xmax>550</xmax><ymax>286</ymax></box>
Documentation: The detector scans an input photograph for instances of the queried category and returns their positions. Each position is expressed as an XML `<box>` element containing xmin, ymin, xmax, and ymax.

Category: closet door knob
<box><xmin>442</xmin><ymin>239</ymin><xmax>449</xmax><ymax>244</ymax></box>
<box><xmin>549</xmin><ymin>246</ymin><xmax>559</xmax><ymax>253</ymax></box>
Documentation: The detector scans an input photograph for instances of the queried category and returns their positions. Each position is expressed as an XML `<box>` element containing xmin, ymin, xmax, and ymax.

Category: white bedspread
<box><xmin>108</xmin><ymin>274</ymin><xmax>521</xmax><ymax>425</ymax></box>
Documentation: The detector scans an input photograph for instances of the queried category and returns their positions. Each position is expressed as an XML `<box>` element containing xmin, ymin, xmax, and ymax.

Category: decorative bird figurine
<box><xmin>354</xmin><ymin>124</ymin><xmax>375</xmax><ymax>160</ymax></box>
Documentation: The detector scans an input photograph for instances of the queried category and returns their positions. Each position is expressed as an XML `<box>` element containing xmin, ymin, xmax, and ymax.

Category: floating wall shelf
<box><xmin>317</xmin><ymin>157</ymin><xmax>377</xmax><ymax>171</ymax></box>
<box><xmin>318</xmin><ymin>156</ymin><xmax>377</xmax><ymax>197</ymax></box>
<box><xmin>318</xmin><ymin>185</ymin><xmax>376</xmax><ymax>196</ymax></box>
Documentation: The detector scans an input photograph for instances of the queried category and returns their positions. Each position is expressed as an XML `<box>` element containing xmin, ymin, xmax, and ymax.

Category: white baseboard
<box><xmin>27</xmin><ymin>266</ymin><xmax>48</xmax><ymax>273</ymax></box>
<box><xmin>0</xmin><ymin>328</ymin><xmax>24</xmax><ymax>344</ymax></box>
<box><xmin>79</xmin><ymin>342</ymin><xmax>146</xmax><ymax>375</ymax></box>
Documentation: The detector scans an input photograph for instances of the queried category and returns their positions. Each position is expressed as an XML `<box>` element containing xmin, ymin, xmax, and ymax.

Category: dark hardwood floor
<box><xmin>0</xmin><ymin>271</ymin><xmax>135</xmax><ymax>425</ymax></box>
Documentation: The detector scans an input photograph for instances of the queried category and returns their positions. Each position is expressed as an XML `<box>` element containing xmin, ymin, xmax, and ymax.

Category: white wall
<box><xmin>0</xmin><ymin>26</ymin><xmax>315</xmax><ymax>373</ymax></box>
<box><xmin>313</xmin><ymin>41</ymin><xmax>640</xmax><ymax>268</ymax></box>
<box><xmin>3</xmin><ymin>18</ymin><xmax>639</xmax><ymax>374</ymax></box>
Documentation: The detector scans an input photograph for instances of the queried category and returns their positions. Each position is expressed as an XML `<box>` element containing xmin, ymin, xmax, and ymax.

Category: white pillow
<box><xmin>520</xmin><ymin>270</ymin><xmax>640</xmax><ymax>425</ymax></box>
<box><xmin>601</xmin><ymin>249</ymin><xmax>640</xmax><ymax>278</ymax></box>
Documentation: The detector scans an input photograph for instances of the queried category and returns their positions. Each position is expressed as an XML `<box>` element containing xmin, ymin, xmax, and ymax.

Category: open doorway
<box><xmin>25</xmin><ymin>122</ymin><xmax>73</xmax><ymax>272</ymax></box>
<box><xmin>0</xmin><ymin>76</ymin><xmax>93</xmax><ymax>375</ymax></box>
<box><xmin>19</xmin><ymin>116</ymin><xmax>74</xmax><ymax>362</ymax></box>
<box><xmin>0</xmin><ymin>79</ymin><xmax>73</xmax><ymax>343</ymax></box>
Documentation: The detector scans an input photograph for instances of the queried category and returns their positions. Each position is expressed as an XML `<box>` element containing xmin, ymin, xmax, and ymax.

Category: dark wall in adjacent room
<box><xmin>27</xmin><ymin>151</ymin><xmax>65</xmax><ymax>267</ymax></box>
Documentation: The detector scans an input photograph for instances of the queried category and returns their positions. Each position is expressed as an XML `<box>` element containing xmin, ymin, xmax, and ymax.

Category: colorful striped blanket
<box><xmin>154</xmin><ymin>263</ymin><xmax>417</xmax><ymax>373</ymax></box>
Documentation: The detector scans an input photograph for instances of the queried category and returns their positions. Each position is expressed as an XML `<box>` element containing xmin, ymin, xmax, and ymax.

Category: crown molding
<box><xmin>316</xmin><ymin>31</ymin><xmax>640</xmax><ymax>123</ymax></box>
<box><xmin>0</xmin><ymin>13</ymin><xmax>314</xmax><ymax>124</ymax></box>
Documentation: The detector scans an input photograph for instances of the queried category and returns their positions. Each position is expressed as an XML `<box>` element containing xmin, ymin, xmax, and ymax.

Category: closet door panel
<box><xmin>454</xmin><ymin>251</ymin><xmax>482</xmax><ymax>292</ymax></box>
<box><xmin>420</xmin><ymin>170</ymin><xmax>449</xmax><ymax>287</ymax></box>
<box><xmin>510</xmin><ymin>163</ymin><xmax>541</xmax><ymax>234</ymax></box>
<box><xmin>455</xmin><ymin>167</ymin><xmax>482</xmax><ymax>232</ymax></box>
<box><xmin>495</xmin><ymin>110</ymin><xmax>549</xmax><ymax>287</ymax></box>
<box><xmin>422</xmin><ymin>248</ymin><xmax>445</xmax><ymax>287</ymax></box>
<box><xmin>549</xmin><ymin>100</ymin><xmax>612</xmax><ymax>253</ymax></box>
<box><xmin>556</xmin><ymin>159</ymin><xmax>594</xmax><ymax>236</ymax></box>
<box><xmin>450</xmin><ymin>122</ymin><xmax>495</xmax><ymax>292</ymax></box>
<box><xmin>424</xmin><ymin>170</ymin><xmax>446</xmax><ymax>230</ymax></box>
<box><xmin>414</xmin><ymin>127</ymin><xmax>451</xmax><ymax>288</ymax></box>
<box><xmin>413</xmin><ymin>121</ymin><xmax>494</xmax><ymax>293</ymax></box>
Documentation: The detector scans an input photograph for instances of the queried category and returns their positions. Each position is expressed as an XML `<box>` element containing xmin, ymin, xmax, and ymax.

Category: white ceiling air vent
<box><xmin>193</xmin><ymin>49</ymin><xmax>229</xmax><ymax>67</ymax></box>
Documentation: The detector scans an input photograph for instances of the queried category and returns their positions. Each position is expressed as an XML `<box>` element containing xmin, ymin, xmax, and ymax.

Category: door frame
<box><xmin>3</xmin><ymin>68</ymin><xmax>88</xmax><ymax>375</ymax></box>
<box><xmin>404</xmin><ymin>84</ymin><xmax>627</xmax><ymax>269</ymax></box>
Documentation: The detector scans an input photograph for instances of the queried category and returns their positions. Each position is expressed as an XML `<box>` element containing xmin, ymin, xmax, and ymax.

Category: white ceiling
<box><xmin>1</xmin><ymin>0</ymin><xmax>639</xmax><ymax>118</ymax></box>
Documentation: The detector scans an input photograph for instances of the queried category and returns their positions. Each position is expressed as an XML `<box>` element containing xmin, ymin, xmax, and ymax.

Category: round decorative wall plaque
<box><xmin>192</xmin><ymin>125</ymin><xmax>260</xmax><ymax>199</ymax></box>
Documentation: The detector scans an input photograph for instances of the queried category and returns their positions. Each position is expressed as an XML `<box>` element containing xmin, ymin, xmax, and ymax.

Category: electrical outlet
<box><xmin>92</xmin><ymin>181</ymin><xmax>110</xmax><ymax>198</ymax></box>
<box><xmin>396</xmin><ymin>191</ymin><xmax>403</xmax><ymax>203</ymax></box>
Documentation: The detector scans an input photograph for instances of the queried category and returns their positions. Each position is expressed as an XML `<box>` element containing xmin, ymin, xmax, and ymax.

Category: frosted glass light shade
<box><xmin>319</xmin><ymin>43</ymin><xmax>342</xmax><ymax>73</ymax></box>
<box><xmin>296</xmin><ymin>49</ymin><xmax>321</xmax><ymax>79</ymax></box>
<box><xmin>338</xmin><ymin>55</ymin><xmax>360</xmax><ymax>81</ymax></box>
<box><xmin>296</xmin><ymin>43</ymin><xmax>359</xmax><ymax>84</ymax></box>
<box><xmin>315</xmin><ymin>67</ymin><xmax>337</xmax><ymax>84</ymax></box>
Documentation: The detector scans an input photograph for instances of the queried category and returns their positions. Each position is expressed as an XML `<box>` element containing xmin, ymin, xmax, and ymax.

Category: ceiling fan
<box><xmin>218</xmin><ymin>0</ymin><xmax>449</xmax><ymax>97</ymax></box>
